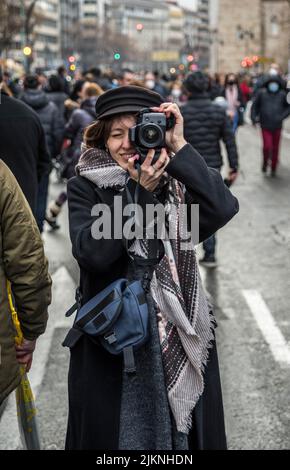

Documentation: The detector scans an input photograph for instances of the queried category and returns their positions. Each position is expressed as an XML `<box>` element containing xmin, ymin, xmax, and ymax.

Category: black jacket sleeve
<box><xmin>251</xmin><ymin>91</ymin><xmax>261</xmax><ymax>123</ymax></box>
<box><xmin>166</xmin><ymin>144</ymin><xmax>239</xmax><ymax>242</ymax></box>
<box><xmin>67</xmin><ymin>176</ymin><xmax>158</xmax><ymax>273</ymax></box>
<box><xmin>37</xmin><ymin>123</ymin><xmax>51</xmax><ymax>180</ymax></box>
<box><xmin>281</xmin><ymin>93</ymin><xmax>290</xmax><ymax>121</ymax></box>
<box><xmin>221</xmin><ymin>114</ymin><xmax>239</xmax><ymax>170</ymax></box>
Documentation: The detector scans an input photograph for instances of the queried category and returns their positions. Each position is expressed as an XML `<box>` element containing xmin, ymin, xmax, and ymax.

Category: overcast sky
<box><xmin>177</xmin><ymin>0</ymin><xmax>198</xmax><ymax>11</ymax></box>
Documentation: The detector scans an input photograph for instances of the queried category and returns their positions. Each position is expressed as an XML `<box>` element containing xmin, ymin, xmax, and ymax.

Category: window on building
<box><xmin>271</xmin><ymin>16</ymin><xmax>279</xmax><ymax>36</ymax></box>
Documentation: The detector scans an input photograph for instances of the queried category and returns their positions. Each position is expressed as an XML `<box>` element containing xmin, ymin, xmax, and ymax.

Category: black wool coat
<box><xmin>0</xmin><ymin>91</ymin><xmax>50</xmax><ymax>212</ymax></box>
<box><xmin>65</xmin><ymin>144</ymin><xmax>239</xmax><ymax>450</ymax></box>
<box><xmin>181</xmin><ymin>94</ymin><xmax>239</xmax><ymax>171</ymax></box>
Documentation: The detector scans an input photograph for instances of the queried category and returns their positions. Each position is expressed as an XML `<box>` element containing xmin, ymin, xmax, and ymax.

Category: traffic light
<box><xmin>114</xmin><ymin>52</ymin><xmax>121</xmax><ymax>60</ymax></box>
<box><xmin>23</xmin><ymin>46</ymin><xmax>32</xmax><ymax>56</ymax></box>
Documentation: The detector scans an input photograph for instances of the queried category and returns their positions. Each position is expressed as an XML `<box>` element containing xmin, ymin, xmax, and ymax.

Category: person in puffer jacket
<box><xmin>20</xmin><ymin>74</ymin><xmax>64</xmax><ymax>232</ymax></box>
<box><xmin>0</xmin><ymin>160</ymin><xmax>51</xmax><ymax>407</ymax></box>
<box><xmin>181</xmin><ymin>71</ymin><xmax>239</xmax><ymax>267</ymax></box>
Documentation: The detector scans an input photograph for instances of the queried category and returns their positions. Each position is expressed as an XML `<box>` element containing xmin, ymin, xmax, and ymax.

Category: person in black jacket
<box><xmin>0</xmin><ymin>71</ymin><xmax>50</xmax><ymax>215</ymax></box>
<box><xmin>45</xmin><ymin>74</ymin><xmax>68</xmax><ymax>128</ymax></box>
<box><xmin>64</xmin><ymin>86</ymin><xmax>239</xmax><ymax>450</ymax></box>
<box><xmin>182</xmin><ymin>71</ymin><xmax>239</xmax><ymax>266</ymax></box>
<box><xmin>251</xmin><ymin>74</ymin><xmax>290</xmax><ymax>176</ymax></box>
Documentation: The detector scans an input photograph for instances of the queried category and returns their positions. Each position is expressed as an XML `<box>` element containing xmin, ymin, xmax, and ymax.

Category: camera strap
<box><xmin>124</xmin><ymin>162</ymin><xmax>161</xmax><ymax>282</ymax></box>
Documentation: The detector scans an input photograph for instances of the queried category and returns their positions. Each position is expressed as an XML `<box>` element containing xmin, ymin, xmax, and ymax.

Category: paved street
<box><xmin>0</xmin><ymin>120</ymin><xmax>290</xmax><ymax>450</ymax></box>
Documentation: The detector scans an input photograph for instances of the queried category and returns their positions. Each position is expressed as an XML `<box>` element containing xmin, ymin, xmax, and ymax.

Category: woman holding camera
<box><xmin>65</xmin><ymin>86</ymin><xmax>239</xmax><ymax>450</ymax></box>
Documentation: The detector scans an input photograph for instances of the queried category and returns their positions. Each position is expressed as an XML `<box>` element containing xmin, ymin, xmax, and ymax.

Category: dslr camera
<box><xmin>129</xmin><ymin>108</ymin><xmax>175</xmax><ymax>164</ymax></box>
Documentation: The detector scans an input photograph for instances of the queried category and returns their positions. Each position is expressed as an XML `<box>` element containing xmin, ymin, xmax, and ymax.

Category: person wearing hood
<box><xmin>45</xmin><ymin>74</ymin><xmax>69</xmax><ymax>127</ymax></box>
<box><xmin>181</xmin><ymin>71</ymin><xmax>239</xmax><ymax>267</ymax></box>
<box><xmin>20</xmin><ymin>74</ymin><xmax>64</xmax><ymax>232</ymax></box>
<box><xmin>251</xmin><ymin>74</ymin><xmax>290</xmax><ymax>176</ymax></box>
<box><xmin>21</xmin><ymin>75</ymin><xmax>63</xmax><ymax>158</ymax></box>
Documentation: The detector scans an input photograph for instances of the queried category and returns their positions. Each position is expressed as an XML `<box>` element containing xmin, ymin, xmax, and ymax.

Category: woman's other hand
<box><xmin>127</xmin><ymin>148</ymin><xmax>169</xmax><ymax>192</ymax></box>
<box><xmin>152</xmin><ymin>102</ymin><xmax>187</xmax><ymax>154</ymax></box>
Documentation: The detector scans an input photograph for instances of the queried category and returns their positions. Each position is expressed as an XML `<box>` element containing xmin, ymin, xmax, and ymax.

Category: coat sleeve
<box><xmin>67</xmin><ymin>177</ymin><xmax>157</xmax><ymax>273</ymax></box>
<box><xmin>221</xmin><ymin>114</ymin><xmax>239</xmax><ymax>171</ymax></box>
<box><xmin>166</xmin><ymin>144</ymin><xmax>239</xmax><ymax>243</ymax></box>
<box><xmin>251</xmin><ymin>91</ymin><xmax>261</xmax><ymax>123</ymax></box>
<box><xmin>37</xmin><ymin>120</ymin><xmax>51</xmax><ymax>180</ymax></box>
<box><xmin>51</xmin><ymin>103</ymin><xmax>64</xmax><ymax>157</ymax></box>
<box><xmin>0</xmin><ymin>163</ymin><xmax>51</xmax><ymax>341</ymax></box>
<box><xmin>282</xmin><ymin>93</ymin><xmax>290</xmax><ymax>121</ymax></box>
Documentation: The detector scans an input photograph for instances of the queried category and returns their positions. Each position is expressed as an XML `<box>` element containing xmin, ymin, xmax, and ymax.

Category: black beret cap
<box><xmin>95</xmin><ymin>85</ymin><xmax>163</xmax><ymax>120</ymax></box>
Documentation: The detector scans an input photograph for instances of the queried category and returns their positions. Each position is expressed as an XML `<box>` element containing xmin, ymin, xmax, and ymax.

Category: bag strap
<box><xmin>123</xmin><ymin>162</ymin><xmax>161</xmax><ymax>270</ymax></box>
<box><xmin>65</xmin><ymin>287</ymin><xmax>82</xmax><ymax>317</ymax></box>
<box><xmin>123</xmin><ymin>346</ymin><xmax>136</xmax><ymax>374</ymax></box>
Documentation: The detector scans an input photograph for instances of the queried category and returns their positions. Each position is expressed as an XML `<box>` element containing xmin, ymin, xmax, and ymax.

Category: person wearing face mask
<box><xmin>251</xmin><ymin>74</ymin><xmax>290</xmax><ymax>176</ymax></box>
<box><xmin>222</xmin><ymin>74</ymin><xmax>244</xmax><ymax>133</ymax></box>
<box><xmin>169</xmin><ymin>81</ymin><xmax>183</xmax><ymax>105</ymax></box>
<box><xmin>144</xmin><ymin>71</ymin><xmax>169</xmax><ymax>99</ymax></box>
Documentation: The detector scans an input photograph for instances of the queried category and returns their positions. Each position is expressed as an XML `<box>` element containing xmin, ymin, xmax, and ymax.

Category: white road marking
<box><xmin>243</xmin><ymin>290</ymin><xmax>290</xmax><ymax>366</ymax></box>
<box><xmin>0</xmin><ymin>266</ymin><xmax>76</xmax><ymax>450</ymax></box>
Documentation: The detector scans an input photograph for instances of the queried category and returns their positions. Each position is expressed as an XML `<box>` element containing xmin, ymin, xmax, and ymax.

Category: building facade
<box><xmin>197</xmin><ymin>0</ymin><xmax>210</xmax><ymax>68</ymax></box>
<box><xmin>211</xmin><ymin>0</ymin><xmax>290</xmax><ymax>73</ymax></box>
<box><xmin>107</xmin><ymin>0</ymin><xmax>169</xmax><ymax>69</ymax></box>
<box><xmin>32</xmin><ymin>0</ymin><xmax>61</xmax><ymax>70</ymax></box>
<box><xmin>60</xmin><ymin>0</ymin><xmax>80</xmax><ymax>60</ymax></box>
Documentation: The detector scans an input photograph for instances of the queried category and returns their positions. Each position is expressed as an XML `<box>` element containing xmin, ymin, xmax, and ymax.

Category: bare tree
<box><xmin>75</xmin><ymin>19</ymin><xmax>140</xmax><ymax>70</ymax></box>
<box><xmin>0</xmin><ymin>1</ymin><xmax>22</xmax><ymax>58</ymax></box>
<box><xmin>0</xmin><ymin>1</ymin><xmax>42</xmax><ymax>72</ymax></box>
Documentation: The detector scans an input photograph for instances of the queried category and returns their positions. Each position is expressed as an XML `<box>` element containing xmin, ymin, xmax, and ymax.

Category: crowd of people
<box><xmin>0</xmin><ymin>59</ymin><xmax>289</xmax><ymax>450</ymax></box>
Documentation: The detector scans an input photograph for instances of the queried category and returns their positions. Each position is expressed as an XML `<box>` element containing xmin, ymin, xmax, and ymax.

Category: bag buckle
<box><xmin>104</xmin><ymin>332</ymin><xmax>117</xmax><ymax>345</ymax></box>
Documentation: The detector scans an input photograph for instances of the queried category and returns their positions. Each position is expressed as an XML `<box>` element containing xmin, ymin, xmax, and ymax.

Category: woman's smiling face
<box><xmin>106</xmin><ymin>115</ymin><xmax>137</xmax><ymax>171</ymax></box>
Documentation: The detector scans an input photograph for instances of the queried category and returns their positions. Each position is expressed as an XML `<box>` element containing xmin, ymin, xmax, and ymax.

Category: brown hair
<box><xmin>84</xmin><ymin>117</ymin><xmax>115</xmax><ymax>149</ymax></box>
<box><xmin>84</xmin><ymin>113</ymin><xmax>137</xmax><ymax>149</ymax></box>
<box><xmin>84</xmin><ymin>82</ymin><xmax>104</xmax><ymax>97</ymax></box>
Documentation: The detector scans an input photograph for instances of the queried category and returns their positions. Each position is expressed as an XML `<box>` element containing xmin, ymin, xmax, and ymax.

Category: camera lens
<box><xmin>140</xmin><ymin>124</ymin><xmax>162</xmax><ymax>147</ymax></box>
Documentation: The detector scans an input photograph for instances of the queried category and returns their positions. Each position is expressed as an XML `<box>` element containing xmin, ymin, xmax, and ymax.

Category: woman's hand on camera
<box><xmin>151</xmin><ymin>103</ymin><xmax>187</xmax><ymax>154</ymax></box>
<box><xmin>127</xmin><ymin>148</ymin><xmax>169</xmax><ymax>192</ymax></box>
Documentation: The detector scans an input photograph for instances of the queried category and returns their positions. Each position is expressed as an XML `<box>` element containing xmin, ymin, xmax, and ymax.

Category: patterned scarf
<box><xmin>77</xmin><ymin>147</ymin><xmax>216</xmax><ymax>434</ymax></box>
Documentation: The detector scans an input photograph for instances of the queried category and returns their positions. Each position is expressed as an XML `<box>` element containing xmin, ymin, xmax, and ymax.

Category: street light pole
<box><xmin>21</xmin><ymin>0</ymin><xmax>38</xmax><ymax>73</ymax></box>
